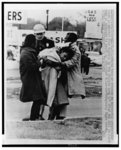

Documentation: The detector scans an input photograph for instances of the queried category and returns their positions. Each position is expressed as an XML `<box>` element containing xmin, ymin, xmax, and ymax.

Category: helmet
<box><xmin>33</xmin><ymin>24</ymin><xmax>45</xmax><ymax>34</ymax></box>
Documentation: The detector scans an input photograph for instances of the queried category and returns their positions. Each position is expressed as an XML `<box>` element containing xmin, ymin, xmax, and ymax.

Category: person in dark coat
<box><xmin>20</xmin><ymin>34</ymin><xmax>46</xmax><ymax>121</ymax></box>
<box><xmin>84</xmin><ymin>54</ymin><xmax>90</xmax><ymax>75</ymax></box>
<box><xmin>81</xmin><ymin>53</ymin><xmax>90</xmax><ymax>75</ymax></box>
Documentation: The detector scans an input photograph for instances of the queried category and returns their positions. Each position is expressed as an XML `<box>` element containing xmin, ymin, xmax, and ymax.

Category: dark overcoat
<box><xmin>19</xmin><ymin>47</ymin><xmax>46</xmax><ymax>103</ymax></box>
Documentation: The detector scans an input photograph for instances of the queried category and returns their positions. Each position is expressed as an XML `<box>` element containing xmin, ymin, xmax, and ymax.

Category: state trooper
<box><xmin>33</xmin><ymin>24</ymin><xmax>55</xmax><ymax>53</ymax></box>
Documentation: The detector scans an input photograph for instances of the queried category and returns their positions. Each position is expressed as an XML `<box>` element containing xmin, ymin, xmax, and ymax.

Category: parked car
<box><xmin>86</xmin><ymin>51</ymin><xmax>102</xmax><ymax>66</ymax></box>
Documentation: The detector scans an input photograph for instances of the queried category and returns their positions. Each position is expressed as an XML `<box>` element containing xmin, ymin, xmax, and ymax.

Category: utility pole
<box><xmin>46</xmin><ymin>10</ymin><xmax>49</xmax><ymax>30</ymax></box>
<box><xmin>62</xmin><ymin>17</ymin><xmax>64</xmax><ymax>31</ymax></box>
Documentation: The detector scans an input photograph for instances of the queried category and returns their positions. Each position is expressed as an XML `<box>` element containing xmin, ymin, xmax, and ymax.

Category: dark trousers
<box><xmin>84</xmin><ymin>65</ymin><xmax>90</xmax><ymax>75</ymax></box>
<box><xmin>30</xmin><ymin>100</ymin><xmax>41</xmax><ymax>120</ymax></box>
<box><xmin>81</xmin><ymin>65</ymin><xmax>90</xmax><ymax>75</ymax></box>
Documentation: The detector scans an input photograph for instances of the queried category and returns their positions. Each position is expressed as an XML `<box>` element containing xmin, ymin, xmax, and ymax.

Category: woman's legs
<box><xmin>48</xmin><ymin>75</ymin><xmax>69</xmax><ymax>120</ymax></box>
<box><xmin>40</xmin><ymin>67</ymin><xmax>58</xmax><ymax>119</ymax></box>
<box><xmin>46</xmin><ymin>68</ymin><xmax>58</xmax><ymax>107</ymax></box>
<box><xmin>48</xmin><ymin>104</ymin><xmax>58</xmax><ymax>120</ymax></box>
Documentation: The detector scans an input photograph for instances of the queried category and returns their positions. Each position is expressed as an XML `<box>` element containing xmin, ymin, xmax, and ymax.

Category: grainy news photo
<box><xmin>2</xmin><ymin>2</ymin><xmax>119</xmax><ymax>146</ymax></box>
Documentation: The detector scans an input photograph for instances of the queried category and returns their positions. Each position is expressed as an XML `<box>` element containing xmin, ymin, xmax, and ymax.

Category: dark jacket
<box><xmin>81</xmin><ymin>54</ymin><xmax>90</xmax><ymax>68</ymax></box>
<box><xmin>36</xmin><ymin>37</ymin><xmax>55</xmax><ymax>52</ymax></box>
<box><xmin>19</xmin><ymin>47</ymin><xmax>46</xmax><ymax>103</ymax></box>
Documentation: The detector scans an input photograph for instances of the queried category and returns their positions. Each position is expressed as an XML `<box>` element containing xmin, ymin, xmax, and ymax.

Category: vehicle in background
<box><xmin>86</xmin><ymin>51</ymin><xmax>102</xmax><ymax>66</ymax></box>
<box><xmin>77</xmin><ymin>38</ymin><xmax>102</xmax><ymax>66</ymax></box>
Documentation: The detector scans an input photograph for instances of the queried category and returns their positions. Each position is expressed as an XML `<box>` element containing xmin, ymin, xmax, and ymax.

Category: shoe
<box><xmin>56</xmin><ymin>116</ymin><xmax>65</xmax><ymax>120</ymax></box>
<box><xmin>23</xmin><ymin>117</ymin><xmax>39</xmax><ymax>121</ymax></box>
<box><xmin>22</xmin><ymin>117</ymin><xmax>31</xmax><ymax>121</ymax></box>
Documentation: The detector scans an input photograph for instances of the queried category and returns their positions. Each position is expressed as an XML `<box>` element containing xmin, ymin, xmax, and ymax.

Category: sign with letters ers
<box><xmin>6</xmin><ymin>10</ymin><xmax>27</xmax><ymax>24</ymax></box>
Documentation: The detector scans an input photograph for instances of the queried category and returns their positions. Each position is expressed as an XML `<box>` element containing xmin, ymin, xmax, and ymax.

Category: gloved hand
<box><xmin>41</xmin><ymin>57</ymin><xmax>47</xmax><ymax>68</ymax></box>
<box><xmin>36</xmin><ymin>59</ymin><xmax>42</xmax><ymax>67</ymax></box>
<box><xmin>37</xmin><ymin>56</ymin><xmax>47</xmax><ymax>68</ymax></box>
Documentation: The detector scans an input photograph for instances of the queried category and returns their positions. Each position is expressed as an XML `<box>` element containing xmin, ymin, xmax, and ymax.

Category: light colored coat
<box><xmin>38</xmin><ymin>48</ymin><xmax>61</xmax><ymax>106</ymax></box>
<box><xmin>63</xmin><ymin>42</ymin><xmax>86</xmax><ymax>97</ymax></box>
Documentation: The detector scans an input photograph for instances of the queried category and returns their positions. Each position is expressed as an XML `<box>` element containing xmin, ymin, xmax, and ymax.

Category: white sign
<box><xmin>45</xmin><ymin>31</ymin><xmax>76</xmax><ymax>45</ymax></box>
<box><xmin>17</xmin><ymin>30</ymin><xmax>76</xmax><ymax>46</ymax></box>
<box><xmin>85</xmin><ymin>10</ymin><xmax>102</xmax><ymax>39</ymax></box>
<box><xmin>6</xmin><ymin>10</ymin><xmax>27</xmax><ymax>24</ymax></box>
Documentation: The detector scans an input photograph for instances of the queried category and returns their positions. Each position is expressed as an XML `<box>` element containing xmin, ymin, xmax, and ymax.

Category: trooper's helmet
<box><xmin>33</xmin><ymin>24</ymin><xmax>45</xmax><ymax>34</ymax></box>
<box><xmin>33</xmin><ymin>24</ymin><xmax>45</xmax><ymax>40</ymax></box>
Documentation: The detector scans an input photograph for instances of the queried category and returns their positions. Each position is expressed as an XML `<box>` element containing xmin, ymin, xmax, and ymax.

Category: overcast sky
<box><xmin>5</xmin><ymin>3</ymin><xmax>114</xmax><ymax>25</ymax></box>
<box><xmin>5</xmin><ymin>4</ymin><xmax>89</xmax><ymax>25</ymax></box>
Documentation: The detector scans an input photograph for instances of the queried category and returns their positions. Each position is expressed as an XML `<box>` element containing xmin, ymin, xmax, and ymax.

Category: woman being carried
<box><xmin>38</xmin><ymin>46</ymin><xmax>74</xmax><ymax>119</ymax></box>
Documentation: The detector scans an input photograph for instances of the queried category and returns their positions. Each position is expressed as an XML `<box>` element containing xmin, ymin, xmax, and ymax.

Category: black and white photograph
<box><xmin>2</xmin><ymin>2</ymin><xmax>119</xmax><ymax>146</ymax></box>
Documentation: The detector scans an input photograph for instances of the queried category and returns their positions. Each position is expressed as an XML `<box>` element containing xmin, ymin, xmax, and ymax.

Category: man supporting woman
<box><xmin>48</xmin><ymin>33</ymin><xmax>86</xmax><ymax>120</ymax></box>
<box><xmin>20</xmin><ymin>32</ymin><xmax>86</xmax><ymax>121</ymax></box>
<box><xmin>37</xmin><ymin>46</ymin><xmax>75</xmax><ymax>119</ymax></box>
<box><xmin>19</xmin><ymin>34</ymin><xmax>75</xmax><ymax>120</ymax></box>
<box><xmin>39</xmin><ymin>32</ymin><xmax>86</xmax><ymax>120</ymax></box>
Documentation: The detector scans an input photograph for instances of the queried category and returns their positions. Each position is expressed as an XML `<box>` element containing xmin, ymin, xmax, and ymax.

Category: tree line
<box><xmin>13</xmin><ymin>17</ymin><xmax>86</xmax><ymax>38</ymax></box>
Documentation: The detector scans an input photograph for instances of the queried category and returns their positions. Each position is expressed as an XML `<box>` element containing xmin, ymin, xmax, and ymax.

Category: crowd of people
<box><xmin>19</xmin><ymin>24</ymin><xmax>86</xmax><ymax>121</ymax></box>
